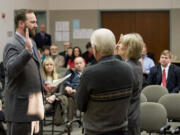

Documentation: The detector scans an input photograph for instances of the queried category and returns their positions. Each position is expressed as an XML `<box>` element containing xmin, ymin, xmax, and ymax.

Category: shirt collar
<box><xmin>161</xmin><ymin>63</ymin><xmax>170</xmax><ymax>71</ymax></box>
<box><xmin>16</xmin><ymin>32</ymin><xmax>26</xmax><ymax>42</ymax></box>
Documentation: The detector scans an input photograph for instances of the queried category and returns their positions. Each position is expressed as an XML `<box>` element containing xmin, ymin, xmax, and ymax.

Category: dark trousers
<box><xmin>7</xmin><ymin>121</ymin><xmax>42</xmax><ymax>135</ymax></box>
<box><xmin>0</xmin><ymin>122</ymin><xmax>6</xmax><ymax>135</ymax></box>
<box><xmin>98</xmin><ymin>131</ymin><xmax>128</xmax><ymax>135</ymax></box>
<box><xmin>85</xmin><ymin>131</ymin><xmax>128</xmax><ymax>135</ymax></box>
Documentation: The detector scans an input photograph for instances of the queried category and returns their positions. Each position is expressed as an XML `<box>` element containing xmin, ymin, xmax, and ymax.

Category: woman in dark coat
<box><xmin>116</xmin><ymin>33</ymin><xmax>144</xmax><ymax>135</ymax></box>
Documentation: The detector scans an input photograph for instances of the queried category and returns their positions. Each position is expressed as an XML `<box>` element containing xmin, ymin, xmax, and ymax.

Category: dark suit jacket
<box><xmin>147</xmin><ymin>64</ymin><xmax>180</xmax><ymax>93</ymax></box>
<box><xmin>3</xmin><ymin>34</ymin><xmax>44</xmax><ymax>122</ymax></box>
<box><xmin>34</xmin><ymin>32</ymin><xmax>51</xmax><ymax>49</ymax></box>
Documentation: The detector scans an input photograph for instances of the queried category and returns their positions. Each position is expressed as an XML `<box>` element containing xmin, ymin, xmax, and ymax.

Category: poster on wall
<box><xmin>55</xmin><ymin>21</ymin><xmax>70</xmax><ymax>42</ymax></box>
<box><xmin>73</xmin><ymin>29</ymin><xmax>93</xmax><ymax>39</ymax></box>
<box><xmin>55</xmin><ymin>31</ymin><xmax>69</xmax><ymax>42</ymax></box>
<box><xmin>73</xmin><ymin>19</ymin><xmax>80</xmax><ymax>29</ymax></box>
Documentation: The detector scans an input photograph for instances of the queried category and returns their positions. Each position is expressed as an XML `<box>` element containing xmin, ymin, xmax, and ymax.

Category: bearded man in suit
<box><xmin>3</xmin><ymin>9</ymin><xmax>54</xmax><ymax>135</ymax></box>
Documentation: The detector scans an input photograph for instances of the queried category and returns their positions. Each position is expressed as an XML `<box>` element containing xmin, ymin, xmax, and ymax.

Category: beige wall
<box><xmin>48</xmin><ymin>0</ymin><xmax>98</xmax><ymax>10</ymax></box>
<box><xmin>171</xmin><ymin>9</ymin><xmax>180</xmax><ymax>59</ymax></box>
<box><xmin>0</xmin><ymin>0</ymin><xmax>14</xmax><ymax>61</ymax></box>
<box><xmin>48</xmin><ymin>0</ymin><xmax>180</xmax><ymax>10</ymax></box>
<box><xmin>14</xmin><ymin>0</ymin><xmax>48</xmax><ymax>9</ymax></box>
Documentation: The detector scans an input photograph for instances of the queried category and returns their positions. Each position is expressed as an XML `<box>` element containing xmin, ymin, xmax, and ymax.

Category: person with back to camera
<box><xmin>116</xmin><ymin>33</ymin><xmax>144</xmax><ymax>135</ymax></box>
<box><xmin>75</xmin><ymin>28</ymin><xmax>134</xmax><ymax>135</ymax></box>
<box><xmin>3</xmin><ymin>9</ymin><xmax>55</xmax><ymax>135</ymax></box>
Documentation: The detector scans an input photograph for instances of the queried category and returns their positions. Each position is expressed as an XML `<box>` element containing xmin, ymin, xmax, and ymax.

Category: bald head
<box><xmin>74</xmin><ymin>57</ymin><xmax>85</xmax><ymax>72</ymax></box>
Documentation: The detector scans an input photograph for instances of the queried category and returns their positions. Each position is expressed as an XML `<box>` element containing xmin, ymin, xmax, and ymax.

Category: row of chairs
<box><xmin>140</xmin><ymin>85</ymin><xmax>180</xmax><ymax>134</ymax></box>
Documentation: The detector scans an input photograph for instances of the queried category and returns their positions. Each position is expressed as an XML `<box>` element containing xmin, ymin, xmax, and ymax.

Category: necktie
<box><xmin>162</xmin><ymin>69</ymin><xmax>166</xmax><ymax>87</ymax></box>
<box><xmin>41</xmin><ymin>33</ymin><xmax>45</xmax><ymax>39</ymax></box>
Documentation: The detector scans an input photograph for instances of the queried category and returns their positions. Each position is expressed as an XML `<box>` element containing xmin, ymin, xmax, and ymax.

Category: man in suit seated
<box><xmin>34</xmin><ymin>24</ymin><xmax>51</xmax><ymax>49</ymax></box>
<box><xmin>62</xmin><ymin>56</ymin><xmax>85</xmax><ymax>130</ymax></box>
<box><xmin>147</xmin><ymin>50</ymin><xmax>180</xmax><ymax>93</ymax></box>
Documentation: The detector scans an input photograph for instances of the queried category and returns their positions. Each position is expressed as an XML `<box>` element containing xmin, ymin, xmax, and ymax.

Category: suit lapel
<box><xmin>157</xmin><ymin>65</ymin><xmax>162</xmax><ymax>84</ymax></box>
<box><xmin>15</xmin><ymin>34</ymin><xmax>40</xmax><ymax>64</ymax></box>
<box><xmin>15</xmin><ymin>34</ymin><xmax>26</xmax><ymax>48</ymax></box>
<box><xmin>166</xmin><ymin>65</ymin><xmax>172</xmax><ymax>86</ymax></box>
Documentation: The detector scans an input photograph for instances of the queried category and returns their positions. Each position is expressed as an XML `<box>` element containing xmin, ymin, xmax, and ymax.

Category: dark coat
<box><xmin>75</xmin><ymin>55</ymin><xmax>134</xmax><ymax>135</ymax></box>
<box><xmin>127</xmin><ymin>59</ymin><xmax>143</xmax><ymax>135</ymax></box>
<box><xmin>34</xmin><ymin>32</ymin><xmax>51</xmax><ymax>49</ymax></box>
<box><xmin>3</xmin><ymin>34</ymin><xmax>44</xmax><ymax>122</ymax></box>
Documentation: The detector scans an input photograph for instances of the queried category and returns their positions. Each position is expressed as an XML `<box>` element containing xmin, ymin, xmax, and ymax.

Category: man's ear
<box><xmin>92</xmin><ymin>45</ymin><xmax>96</xmax><ymax>56</ymax></box>
<box><xmin>18</xmin><ymin>20</ymin><xmax>25</xmax><ymax>29</ymax></box>
<box><xmin>92</xmin><ymin>45</ymin><xmax>99</xmax><ymax>61</ymax></box>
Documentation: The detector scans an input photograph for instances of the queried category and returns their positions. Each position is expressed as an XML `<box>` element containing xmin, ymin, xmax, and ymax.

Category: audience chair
<box><xmin>140</xmin><ymin>92</ymin><xmax>147</xmax><ymax>103</ymax></box>
<box><xmin>140</xmin><ymin>102</ymin><xmax>170</xmax><ymax>134</ymax></box>
<box><xmin>171</xmin><ymin>126</ymin><xmax>180</xmax><ymax>134</ymax></box>
<box><xmin>43</xmin><ymin>100</ymin><xmax>66</xmax><ymax>135</ymax></box>
<box><xmin>66</xmin><ymin>118</ymin><xmax>82</xmax><ymax>135</ymax></box>
<box><xmin>158</xmin><ymin>93</ymin><xmax>180</xmax><ymax>122</ymax></box>
<box><xmin>142</xmin><ymin>85</ymin><xmax>168</xmax><ymax>102</ymax></box>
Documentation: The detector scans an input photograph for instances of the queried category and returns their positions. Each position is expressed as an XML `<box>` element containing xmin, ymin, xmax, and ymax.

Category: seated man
<box><xmin>82</xmin><ymin>42</ymin><xmax>96</xmax><ymax>65</ymax></box>
<box><xmin>139</xmin><ymin>44</ymin><xmax>155</xmax><ymax>76</ymax></box>
<box><xmin>50</xmin><ymin>45</ymin><xmax>65</xmax><ymax>69</ymax></box>
<box><xmin>63</xmin><ymin>56</ymin><xmax>85</xmax><ymax>130</ymax></box>
<box><xmin>139</xmin><ymin>44</ymin><xmax>155</xmax><ymax>87</ymax></box>
<box><xmin>147</xmin><ymin>50</ymin><xmax>180</xmax><ymax>93</ymax></box>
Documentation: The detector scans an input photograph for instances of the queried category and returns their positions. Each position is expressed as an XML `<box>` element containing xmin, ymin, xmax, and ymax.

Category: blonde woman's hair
<box><xmin>42</xmin><ymin>57</ymin><xmax>58</xmax><ymax>80</ymax></box>
<box><xmin>90</xmin><ymin>28</ymin><xmax>116</xmax><ymax>56</ymax></box>
<box><xmin>121</xmin><ymin>33</ymin><xmax>144</xmax><ymax>61</ymax></box>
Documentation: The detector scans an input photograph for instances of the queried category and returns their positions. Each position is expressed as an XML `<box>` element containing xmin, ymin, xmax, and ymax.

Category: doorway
<box><xmin>101</xmin><ymin>11</ymin><xmax>170</xmax><ymax>63</ymax></box>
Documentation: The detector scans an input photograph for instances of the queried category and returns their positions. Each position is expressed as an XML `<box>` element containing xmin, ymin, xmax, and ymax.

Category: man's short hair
<box><xmin>160</xmin><ymin>50</ymin><xmax>172</xmax><ymax>59</ymax></box>
<box><xmin>15</xmin><ymin>9</ymin><xmax>34</xmax><ymax>29</ymax></box>
<box><xmin>86</xmin><ymin>42</ymin><xmax>92</xmax><ymax>49</ymax></box>
<box><xmin>121</xmin><ymin>33</ymin><xmax>144</xmax><ymax>60</ymax></box>
<box><xmin>90</xmin><ymin>28</ymin><xmax>116</xmax><ymax>56</ymax></box>
<box><xmin>42</xmin><ymin>45</ymin><xmax>50</xmax><ymax>51</ymax></box>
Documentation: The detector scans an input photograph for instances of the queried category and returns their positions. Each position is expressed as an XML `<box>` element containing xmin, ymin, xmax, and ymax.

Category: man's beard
<box><xmin>24</xmin><ymin>26</ymin><xmax>36</xmax><ymax>38</ymax></box>
<box><xmin>51</xmin><ymin>52</ymin><xmax>59</xmax><ymax>56</ymax></box>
